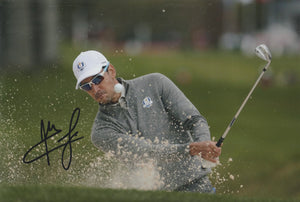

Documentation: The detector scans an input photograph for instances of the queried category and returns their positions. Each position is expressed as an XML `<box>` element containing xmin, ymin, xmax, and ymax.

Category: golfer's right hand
<box><xmin>189</xmin><ymin>141</ymin><xmax>221</xmax><ymax>162</ymax></box>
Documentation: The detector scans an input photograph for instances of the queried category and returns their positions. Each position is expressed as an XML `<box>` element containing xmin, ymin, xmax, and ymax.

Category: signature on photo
<box><xmin>23</xmin><ymin>108</ymin><xmax>84</xmax><ymax>170</ymax></box>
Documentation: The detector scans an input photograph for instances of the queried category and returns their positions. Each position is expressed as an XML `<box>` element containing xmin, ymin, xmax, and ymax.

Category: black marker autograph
<box><xmin>23</xmin><ymin>108</ymin><xmax>84</xmax><ymax>170</ymax></box>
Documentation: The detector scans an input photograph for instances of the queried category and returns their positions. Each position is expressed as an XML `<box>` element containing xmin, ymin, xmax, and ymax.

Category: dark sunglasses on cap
<box><xmin>79</xmin><ymin>62</ymin><xmax>110</xmax><ymax>91</ymax></box>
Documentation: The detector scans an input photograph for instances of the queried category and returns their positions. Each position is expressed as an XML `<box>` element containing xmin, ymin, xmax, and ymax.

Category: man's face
<box><xmin>80</xmin><ymin>65</ymin><xmax>119</xmax><ymax>104</ymax></box>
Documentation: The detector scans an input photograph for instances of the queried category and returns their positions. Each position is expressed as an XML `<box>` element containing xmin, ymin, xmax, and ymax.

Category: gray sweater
<box><xmin>91</xmin><ymin>73</ymin><xmax>211</xmax><ymax>190</ymax></box>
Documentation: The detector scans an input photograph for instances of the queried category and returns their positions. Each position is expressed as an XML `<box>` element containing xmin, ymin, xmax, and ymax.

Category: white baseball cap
<box><xmin>72</xmin><ymin>50</ymin><xmax>109</xmax><ymax>89</ymax></box>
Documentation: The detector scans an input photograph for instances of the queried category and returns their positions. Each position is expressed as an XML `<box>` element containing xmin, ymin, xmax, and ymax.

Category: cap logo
<box><xmin>77</xmin><ymin>62</ymin><xmax>85</xmax><ymax>71</ymax></box>
<box><xmin>142</xmin><ymin>97</ymin><xmax>153</xmax><ymax>108</ymax></box>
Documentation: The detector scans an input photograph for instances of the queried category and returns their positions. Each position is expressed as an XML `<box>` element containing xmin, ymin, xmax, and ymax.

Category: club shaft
<box><xmin>216</xmin><ymin>61</ymin><xmax>271</xmax><ymax>147</ymax></box>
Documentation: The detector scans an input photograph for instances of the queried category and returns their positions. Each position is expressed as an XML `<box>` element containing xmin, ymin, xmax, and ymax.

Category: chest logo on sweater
<box><xmin>142</xmin><ymin>96</ymin><xmax>153</xmax><ymax>108</ymax></box>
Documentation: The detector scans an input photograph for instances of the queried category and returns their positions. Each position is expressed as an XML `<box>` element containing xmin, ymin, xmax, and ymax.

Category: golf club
<box><xmin>216</xmin><ymin>44</ymin><xmax>272</xmax><ymax>147</ymax></box>
<box><xmin>201</xmin><ymin>44</ymin><xmax>272</xmax><ymax>168</ymax></box>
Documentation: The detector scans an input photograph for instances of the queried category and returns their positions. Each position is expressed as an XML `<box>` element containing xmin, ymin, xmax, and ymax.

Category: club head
<box><xmin>255</xmin><ymin>44</ymin><xmax>272</xmax><ymax>62</ymax></box>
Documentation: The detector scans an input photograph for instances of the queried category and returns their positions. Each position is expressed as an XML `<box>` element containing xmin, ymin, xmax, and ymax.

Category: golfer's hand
<box><xmin>189</xmin><ymin>141</ymin><xmax>221</xmax><ymax>162</ymax></box>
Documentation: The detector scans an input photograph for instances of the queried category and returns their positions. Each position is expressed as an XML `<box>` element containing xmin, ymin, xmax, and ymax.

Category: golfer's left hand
<box><xmin>189</xmin><ymin>141</ymin><xmax>221</xmax><ymax>162</ymax></box>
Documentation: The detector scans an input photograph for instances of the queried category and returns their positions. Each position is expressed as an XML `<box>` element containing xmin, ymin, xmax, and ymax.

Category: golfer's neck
<box><xmin>111</xmin><ymin>92</ymin><xmax>121</xmax><ymax>103</ymax></box>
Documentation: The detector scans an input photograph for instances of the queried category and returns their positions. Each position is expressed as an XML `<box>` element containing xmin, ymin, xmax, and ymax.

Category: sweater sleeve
<box><xmin>91</xmin><ymin>121</ymin><xmax>190</xmax><ymax>161</ymax></box>
<box><xmin>158</xmin><ymin>73</ymin><xmax>211</xmax><ymax>142</ymax></box>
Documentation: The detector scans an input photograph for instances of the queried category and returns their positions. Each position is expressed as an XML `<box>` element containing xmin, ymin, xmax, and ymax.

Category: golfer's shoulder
<box><xmin>129</xmin><ymin>73</ymin><xmax>170</xmax><ymax>85</ymax></box>
<box><xmin>92</xmin><ymin>110</ymin><xmax>116</xmax><ymax>130</ymax></box>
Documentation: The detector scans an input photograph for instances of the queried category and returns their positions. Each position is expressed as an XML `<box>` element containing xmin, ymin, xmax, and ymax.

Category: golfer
<box><xmin>72</xmin><ymin>50</ymin><xmax>221</xmax><ymax>193</ymax></box>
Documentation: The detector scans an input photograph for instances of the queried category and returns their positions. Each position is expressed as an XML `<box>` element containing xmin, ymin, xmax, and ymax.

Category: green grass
<box><xmin>0</xmin><ymin>184</ymin><xmax>293</xmax><ymax>202</ymax></box>
<box><xmin>0</xmin><ymin>46</ymin><xmax>300</xmax><ymax>201</ymax></box>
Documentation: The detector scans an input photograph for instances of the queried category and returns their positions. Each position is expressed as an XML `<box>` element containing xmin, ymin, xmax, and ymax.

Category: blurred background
<box><xmin>1</xmin><ymin>0</ymin><xmax>300</xmax><ymax>68</ymax></box>
<box><xmin>0</xmin><ymin>0</ymin><xmax>299</xmax><ymax>200</ymax></box>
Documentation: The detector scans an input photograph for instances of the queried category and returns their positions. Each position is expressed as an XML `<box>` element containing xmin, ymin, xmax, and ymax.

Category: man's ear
<box><xmin>107</xmin><ymin>64</ymin><xmax>116</xmax><ymax>77</ymax></box>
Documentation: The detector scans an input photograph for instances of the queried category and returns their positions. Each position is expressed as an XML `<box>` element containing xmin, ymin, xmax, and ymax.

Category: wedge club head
<box><xmin>255</xmin><ymin>44</ymin><xmax>272</xmax><ymax>62</ymax></box>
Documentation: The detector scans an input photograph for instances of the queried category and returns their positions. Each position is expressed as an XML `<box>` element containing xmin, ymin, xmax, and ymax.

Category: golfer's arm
<box><xmin>91</xmin><ymin>127</ymin><xmax>190</xmax><ymax>161</ymax></box>
<box><xmin>185</xmin><ymin>116</ymin><xmax>211</xmax><ymax>142</ymax></box>
<box><xmin>160</xmin><ymin>74</ymin><xmax>211</xmax><ymax>142</ymax></box>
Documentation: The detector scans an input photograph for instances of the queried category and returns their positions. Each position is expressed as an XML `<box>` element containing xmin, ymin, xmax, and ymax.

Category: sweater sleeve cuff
<box><xmin>177</xmin><ymin>143</ymin><xmax>190</xmax><ymax>157</ymax></box>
